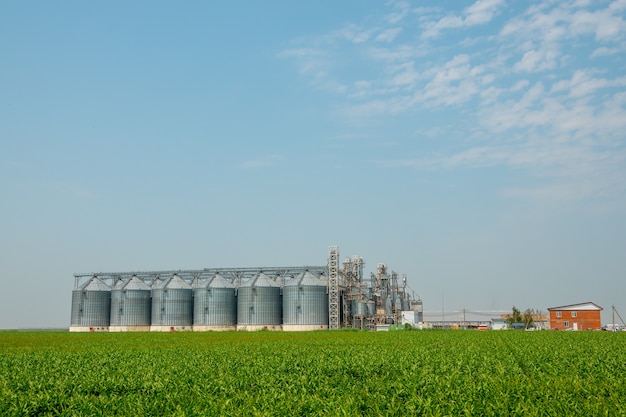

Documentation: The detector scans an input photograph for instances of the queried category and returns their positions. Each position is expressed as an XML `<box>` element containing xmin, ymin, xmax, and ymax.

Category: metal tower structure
<box><xmin>328</xmin><ymin>246</ymin><xmax>340</xmax><ymax>329</ymax></box>
<box><xmin>340</xmin><ymin>255</ymin><xmax>365</xmax><ymax>327</ymax></box>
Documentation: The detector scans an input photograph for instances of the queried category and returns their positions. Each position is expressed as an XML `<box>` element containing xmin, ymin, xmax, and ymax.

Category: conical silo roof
<box><xmin>151</xmin><ymin>277</ymin><xmax>166</xmax><ymax>289</ymax></box>
<box><xmin>123</xmin><ymin>276</ymin><xmax>151</xmax><ymax>291</ymax></box>
<box><xmin>165</xmin><ymin>274</ymin><xmax>192</xmax><ymax>289</ymax></box>
<box><xmin>191</xmin><ymin>277</ymin><xmax>206</xmax><ymax>289</ymax></box>
<box><xmin>208</xmin><ymin>273</ymin><xmax>235</xmax><ymax>288</ymax></box>
<box><xmin>285</xmin><ymin>271</ymin><xmax>326</xmax><ymax>287</ymax></box>
<box><xmin>240</xmin><ymin>272</ymin><xmax>280</xmax><ymax>288</ymax></box>
<box><xmin>80</xmin><ymin>277</ymin><xmax>111</xmax><ymax>291</ymax></box>
<box><xmin>112</xmin><ymin>279</ymin><xmax>126</xmax><ymax>289</ymax></box>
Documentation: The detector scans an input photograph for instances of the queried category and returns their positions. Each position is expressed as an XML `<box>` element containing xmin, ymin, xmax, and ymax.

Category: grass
<box><xmin>0</xmin><ymin>330</ymin><xmax>624</xmax><ymax>416</ymax></box>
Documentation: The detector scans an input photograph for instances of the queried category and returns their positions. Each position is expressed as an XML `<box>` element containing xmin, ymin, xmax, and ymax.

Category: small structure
<box><xmin>491</xmin><ymin>318</ymin><xmax>508</xmax><ymax>330</ymax></box>
<box><xmin>547</xmin><ymin>302</ymin><xmax>602</xmax><ymax>331</ymax></box>
<box><xmin>401</xmin><ymin>311</ymin><xmax>421</xmax><ymax>328</ymax></box>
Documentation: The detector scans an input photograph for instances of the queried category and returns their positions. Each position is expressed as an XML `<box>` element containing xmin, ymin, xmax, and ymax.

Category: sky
<box><xmin>1</xmin><ymin>0</ymin><xmax>625</xmax><ymax>329</ymax></box>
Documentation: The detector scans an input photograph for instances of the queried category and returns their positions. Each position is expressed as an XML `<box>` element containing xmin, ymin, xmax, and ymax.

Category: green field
<box><xmin>1</xmin><ymin>330</ymin><xmax>625</xmax><ymax>416</ymax></box>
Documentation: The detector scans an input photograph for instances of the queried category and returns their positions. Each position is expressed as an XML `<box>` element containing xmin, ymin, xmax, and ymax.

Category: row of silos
<box><xmin>70</xmin><ymin>271</ymin><xmax>329</xmax><ymax>332</ymax></box>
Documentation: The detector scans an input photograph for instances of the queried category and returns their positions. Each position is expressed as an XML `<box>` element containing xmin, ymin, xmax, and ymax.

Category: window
<box><xmin>556</xmin><ymin>311</ymin><xmax>562</xmax><ymax>318</ymax></box>
<box><xmin>571</xmin><ymin>311</ymin><xmax>577</xmax><ymax>318</ymax></box>
<box><xmin>564</xmin><ymin>321</ymin><xmax>569</xmax><ymax>328</ymax></box>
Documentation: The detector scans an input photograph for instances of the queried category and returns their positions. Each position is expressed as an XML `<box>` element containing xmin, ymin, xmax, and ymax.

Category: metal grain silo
<box><xmin>352</xmin><ymin>300</ymin><xmax>368</xmax><ymax>317</ymax></box>
<box><xmin>237</xmin><ymin>272</ymin><xmax>281</xmax><ymax>331</ymax></box>
<box><xmin>69</xmin><ymin>276</ymin><xmax>111</xmax><ymax>332</ymax></box>
<box><xmin>109</xmin><ymin>276</ymin><xmax>152</xmax><ymax>332</ymax></box>
<box><xmin>150</xmin><ymin>274</ymin><xmax>193</xmax><ymax>331</ymax></box>
<box><xmin>283</xmin><ymin>271</ymin><xmax>328</xmax><ymax>331</ymax></box>
<box><xmin>193</xmin><ymin>273</ymin><xmax>237</xmax><ymax>331</ymax></box>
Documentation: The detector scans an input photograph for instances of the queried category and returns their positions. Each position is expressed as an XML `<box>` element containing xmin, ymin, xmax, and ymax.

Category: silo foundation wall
<box><xmin>193</xmin><ymin>325</ymin><xmax>236</xmax><ymax>331</ymax></box>
<box><xmin>150</xmin><ymin>325</ymin><xmax>192</xmax><ymax>332</ymax></box>
<box><xmin>236</xmin><ymin>324</ymin><xmax>282</xmax><ymax>331</ymax></box>
<box><xmin>69</xmin><ymin>326</ymin><xmax>109</xmax><ymax>332</ymax></box>
<box><xmin>109</xmin><ymin>326</ymin><xmax>151</xmax><ymax>332</ymax></box>
<box><xmin>283</xmin><ymin>324</ymin><xmax>328</xmax><ymax>331</ymax></box>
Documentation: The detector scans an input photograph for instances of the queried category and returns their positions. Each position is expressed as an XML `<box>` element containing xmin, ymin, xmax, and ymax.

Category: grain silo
<box><xmin>283</xmin><ymin>271</ymin><xmax>328</xmax><ymax>331</ymax></box>
<box><xmin>109</xmin><ymin>276</ymin><xmax>152</xmax><ymax>332</ymax></box>
<box><xmin>69</xmin><ymin>276</ymin><xmax>111</xmax><ymax>332</ymax></box>
<box><xmin>352</xmin><ymin>299</ymin><xmax>369</xmax><ymax>318</ymax></box>
<box><xmin>150</xmin><ymin>274</ymin><xmax>193</xmax><ymax>331</ymax></box>
<box><xmin>237</xmin><ymin>272</ymin><xmax>281</xmax><ymax>331</ymax></box>
<box><xmin>193</xmin><ymin>273</ymin><xmax>237</xmax><ymax>331</ymax></box>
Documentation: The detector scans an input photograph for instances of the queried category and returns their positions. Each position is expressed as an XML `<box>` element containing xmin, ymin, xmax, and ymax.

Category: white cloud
<box><xmin>422</xmin><ymin>0</ymin><xmax>505</xmax><ymax>38</ymax></box>
<box><xmin>51</xmin><ymin>182</ymin><xmax>100</xmax><ymax>200</ymax></box>
<box><xmin>375</xmin><ymin>27</ymin><xmax>403</xmax><ymax>43</ymax></box>
<box><xmin>513</xmin><ymin>47</ymin><xmax>559</xmax><ymax>73</ymax></box>
<box><xmin>551</xmin><ymin>70</ymin><xmax>626</xmax><ymax>98</ymax></box>
<box><xmin>385</xmin><ymin>0</ymin><xmax>410</xmax><ymax>24</ymax></box>
<box><xmin>569</xmin><ymin>9</ymin><xmax>626</xmax><ymax>40</ymax></box>
<box><xmin>464</xmin><ymin>0</ymin><xmax>506</xmax><ymax>25</ymax></box>
<box><xmin>240</xmin><ymin>155</ymin><xmax>282</xmax><ymax>169</ymax></box>
<box><xmin>501</xmin><ymin>182</ymin><xmax>597</xmax><ymax>202</ymax></box>
<box><xmin>333</xmin><ymin>24</ymin><xmax>373</xmax><ymax>44</ymax></box>
<box><xmin>510</xmin><ymin>80</ymin><xmax>530</xmax><ymax>92</ymax></box>
<box><xmin>388</xmin><ymin>61</ymin><xmax>420</xmax><ymax>87</ymax></box>
<box><xmin>367</xmin><ymin>44</ymin><xmax>425</xmax><ymax>62</ymax></box>
<box><xmin>590</xmin><ymin>46</ymin><xmax>621</xmax><ymax>57</ymax></box>
<box><xmin>281</xmin><ymin>0</ymin><xmax>626</xmax><ymax>202</ymax></box>
<box><xmin>610</xmin><ymin>0</ymin><xmax>626</xmax><ymax>11</ymax></box>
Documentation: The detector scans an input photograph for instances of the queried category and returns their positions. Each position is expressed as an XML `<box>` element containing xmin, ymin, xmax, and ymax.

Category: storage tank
<box><xmin>237</xmin><ymin>272</ymin><xmax>281</xmax><ymax>331</ymax></box>
<box><xmin>150</xmin><ymin>274</ymin><xmax>193</xmax><ymax>331</ymax></box>
<box><xmin>352</xmin><ymin>300</ymin><xmax>368</xmax><ymax>317</ymax></box>
<box><xmin>283</xmin><ymin>271</ymin><xmax>328</xmax><ymax>331</ymax></box>
<box><xmin>109</xmin><ymin>276</ymin><xmax>152</xmax><ymax>332</ymax></box>
<box><xmin>193</xmin><ymin>273</ymin><xmax>237</xmax><ymax>331</ymax></box>
<box><xmin>411</xmin><ymin>299</ymin><xmax>424</xmax><ymax>322</ymax></box>
<box><xmin>69</xmin><ymin>276</ymin><xmax>111</xmax><ymax>332</ymax></box>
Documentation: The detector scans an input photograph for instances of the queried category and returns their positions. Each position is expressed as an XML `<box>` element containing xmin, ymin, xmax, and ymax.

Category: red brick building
<box><xmin>547</xmin><ymin>302</ymin><xmax>602</xmax><ymax>331</ymax></box>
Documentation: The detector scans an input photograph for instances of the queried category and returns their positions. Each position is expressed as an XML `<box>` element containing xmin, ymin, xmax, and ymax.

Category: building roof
<box><xmin>547</xmin><ymin>301</ymin><xmax>603</xmax><ymax>311</ymax></box>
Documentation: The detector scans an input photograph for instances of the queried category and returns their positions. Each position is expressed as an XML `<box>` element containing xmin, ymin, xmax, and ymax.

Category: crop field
<box><xmin>0</xmin><ymin>330</ymin><xmax>625</xmax><ymax>416</ymax></box>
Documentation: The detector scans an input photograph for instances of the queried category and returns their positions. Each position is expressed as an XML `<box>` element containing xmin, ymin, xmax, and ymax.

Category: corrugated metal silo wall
<box><xmin>110</xmin><ymin>289</ymin><xmax>152</xmax><ymax>326</ymax></box>
<box><xmin>237</xmin><ymin>287</ymin><xmax>282</xmax><ymax>326</ymax></box>
<box><xmin>70</xmin><ymin>290</ymin><xmax>111</xmax><ymax>327</ymax></box>
<box><xmin>283</xmin><ymin>286</ymin><xmax>328</xmax><ymax>325</ymax></box>
<box><xmin>151</xmin><ymin>288</ymin><xmax>193</xmax><ymax>326</ymax></box>
<box><xmin>70</xmin><ymin>290</ymin><xmax>82</xmax><ymax>326</ymax></box>
<box><xmin>193</xmin><ymin>288</ymin><xmax>237</xmax><ymax>326</ymax></box>
<box><xmin>352</xmin><ymin>300</ymin><xmax>368</xmax><ymax>317</ymax></box>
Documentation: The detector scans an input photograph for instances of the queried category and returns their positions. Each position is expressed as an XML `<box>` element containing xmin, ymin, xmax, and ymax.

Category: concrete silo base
<box><xmin>69</xmin><ymin>326</ymin><xmax>109</xmax><ymax>332</ymax></box>
<box><xmin>282</xmin><ymin>324</ymin><xmax>329</xmax><ymax>331</ymax></box>
<box><xmin>193</xmin><ymin>326</ymin><xmax>236</xmax><ymax>332</ymax></box>
<box><xmin>236</xmin><ymin>324</ymin><xmax>282</xmax><ymax>331</ymax></box>
<box><xmin>109</xmin><ymin>326</ymin><xmax>151</xmax><ymax>332</ymax></box>
<box><xmin>150</xmin><ymin>325</ymin><xmax>193</xmax><ymax>332</ymax></box>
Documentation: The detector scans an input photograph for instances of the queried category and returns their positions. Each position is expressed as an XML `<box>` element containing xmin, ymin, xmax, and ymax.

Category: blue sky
<box><xmin>1</xmin><ymin>1</ymin><xmax>625</xmax><ymax>328</ymax></box>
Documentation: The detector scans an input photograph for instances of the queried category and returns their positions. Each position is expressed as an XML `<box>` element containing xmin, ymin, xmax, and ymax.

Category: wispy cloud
<box><xmin>51</xmin><ymin>182</ymin><xmax>100</xmax><ymax>200</ymax></box>
<box><xmin>281</xmin><ymin>0</ymin><xmax>626</xmax><ymax>203</ymax></box>
<box><xmin>240</xmin><ymin>155</ymin><xmax>282</xmax><ymax>169</ymax></box>
<box><xmin>421</xmin><ymin>0</ymin><xmax>505</xmax><ymax>38</ymax></box>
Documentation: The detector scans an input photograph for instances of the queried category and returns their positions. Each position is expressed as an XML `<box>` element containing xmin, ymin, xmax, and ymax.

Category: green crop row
<box><xmin>0</xmin><ymin>330</ymin><xmax>624</xmax><ymax>416</ymax></box>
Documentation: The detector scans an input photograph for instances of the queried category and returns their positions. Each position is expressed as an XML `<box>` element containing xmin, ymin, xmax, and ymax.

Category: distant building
<box><xmin>547</xmin><ymin>302</ymin><xmax>602</xmax><ymax>331</ymax></box>
<box><xmin>499</xmin><ymin>311</ymin><xmax>549</xmax><ymax>330</ymax></box>
<box><xmin>491</xmin><ymin>318</ymin><xmax>508</xmax><ymax>330</ymax></box>
<box><xmin>422</xmin><ymin>310</ymin><xmax>508</xmax><ymax>329</ymax></box>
